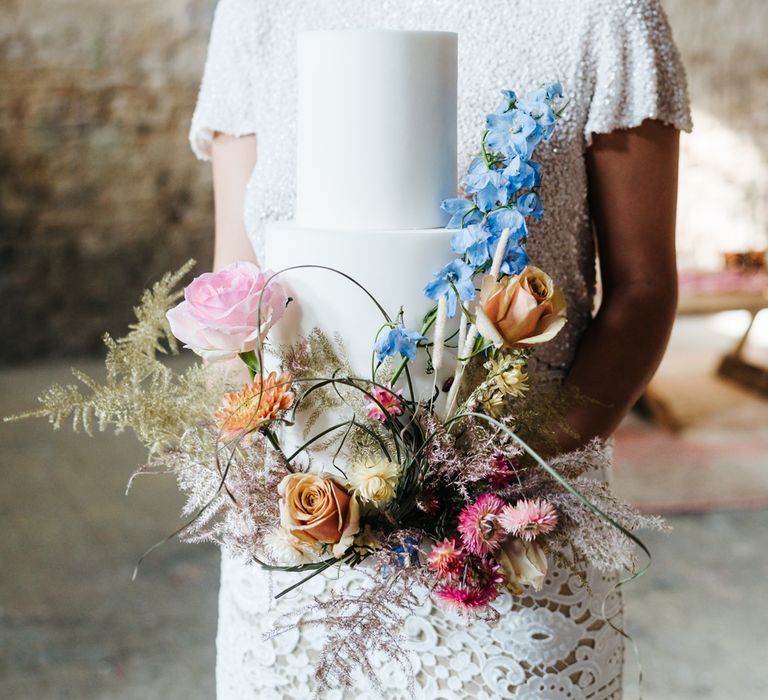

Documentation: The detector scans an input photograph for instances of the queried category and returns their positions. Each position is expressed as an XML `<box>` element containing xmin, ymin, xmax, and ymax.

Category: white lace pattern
<box><xmin>215</xmin><ymin>546</ymin><xmax>624</xmax><ymax>699</ymax></box>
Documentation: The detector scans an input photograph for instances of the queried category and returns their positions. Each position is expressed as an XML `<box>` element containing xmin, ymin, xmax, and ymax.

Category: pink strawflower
<box><xmin>427</xmin><ymin>538</ymin><xmax>465</xmax><ymax>579</ymax></box>
<box><xmin>435</xmin><ymin>558</ymin><xmax>503</xmax><ymax>613</ymax></box>
<box><xmin>364</xmin><ymin>385</ymin><xmax>404</xmax><ymax>422</ymax></box>
<box><xmin>499</xmin><ymin>498</ymin><xmax>559</xmax><ymax>541</ymax></box>
<box><xmin>488</xmin><ymin>452</ymin><xmax>520</xmax><ymax>489</ymax></box>
<box><xmin>436</xmin><ymin>585</ymin><xmax>493</xmax><ymax>612</ymax></box>
<box><xmin>457</xmin><ymin>493</ymin><xmax>507</xmax><ymax>556</ymax></box>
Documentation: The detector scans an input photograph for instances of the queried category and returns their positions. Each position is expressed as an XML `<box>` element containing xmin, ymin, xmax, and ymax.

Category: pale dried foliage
<box><xmin>6</xmin><ymin>260</ymin><xmax>228</xmax><ymax>447</ymax></box>
<box><xmin>149</xmin><ymin>425</ymin><xmax>292</xmax><ymax>558</ymax></box>
<box><xmin>418</xmin><ymin>410</ymin><xmax>502</xmax><ymax>500</ymax></box>
<box><xmin>268</xmin><ymin>558</ymin><xmax>429</xmax><ymax>696</ymax></box>
<box><xmin>548</xmin><ymin>475</ymin><xmax>669</xmax><ymax>572</ymax></box>
<box><xmin>282</xmin><ymin>327</ymin><xmax>399</xmax><ymax>469</ymax></box>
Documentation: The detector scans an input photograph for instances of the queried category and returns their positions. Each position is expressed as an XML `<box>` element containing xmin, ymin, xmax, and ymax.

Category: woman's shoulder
<box><xmin>578</xmin><ymin>0</ymin><xmax>692</xmax><ymax>141</ymax></box>
<box><xmin>578</xmin><ymin>0</ymin><xmax>671</xmax><ymax>32</ymax></box>
<box><xmin>211</xmin><ymin>0</ymin><xmax>262</xmax><ymax>25</ymax></box>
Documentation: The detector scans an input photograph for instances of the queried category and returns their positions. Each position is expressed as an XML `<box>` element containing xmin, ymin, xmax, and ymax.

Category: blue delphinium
<box><xmin>498</xmin><ymin>241</ymin><xmax>530</xmax><ymax>276</ymax></box>
<box><xmin>419</xmin><ymin>83</ymin><xmax>563</xmax><ymax>357</ymax></box>
<box><xmin>433</xmin><ymin>83</ymin><xmax>563</xmax><ymax>291</ymax></box>
<box><xmin>486</xmin><ymin>206</ymin><xmax>527</xmax><ymax>238</ymax></box>
<box><xmin>485</xmin><ymin>109</ymin><xmax>538</xmax><ymax>160</ymax></box>
<box><xmin>503</xmin><ymin>155</ymin><xmax>540</xmax><ymax>191</ymax></box>
<box><xmin>382</xmin><ymin>537</ymin><xmax>420</xmax><ymax>576</ymax></box>
<box><xmin>450</xmin><ymin>224</ymin><xmax>497</xmax><ymax>268</ymax></box>
<box><xmin>463</xmin><ymin>158</ymin><xmax>510</xmax><ymax>212</ymax></box>
<box><xmin>424</xmin><ymin>259</ymin><xmax>476</xmax><ymax>317</ymax></box>
<box><xmin>516</xmin><ymin>192</ymin><xmax>544</xmax><ymax>221</ymax></box>
<box><xmin>393</xmin><ymin>537</ymin><xmax>420</xmax><ymax>567</ymax></box>
<box><xmin>375</xmin><ymin>326</ymin><xmax>428</xmax><ymax>363</ymax></box>
<box><xmin>493</xmin><ymin>89</ymin><xmax>517</xmax><ymax>114</ymax></box>
<box><xmin>441</xmin><ymin>197</ymin><xmax>482</xmax><ymax>229</ymax></box>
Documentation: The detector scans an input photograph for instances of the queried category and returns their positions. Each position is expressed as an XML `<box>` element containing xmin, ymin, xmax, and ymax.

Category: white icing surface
<box><xmin>296</xmin><ymin>30</ymin><xmax>457</xmax><ymax>230</ymax></box>
<box><xmin>264</xmin><ymin>221</ymin><xmax>457</xmax><ymax>401</ymax></box>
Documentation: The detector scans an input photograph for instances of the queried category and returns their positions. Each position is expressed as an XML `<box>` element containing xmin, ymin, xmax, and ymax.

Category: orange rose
<box><xmin>475</xmin><ymin>266</ymin><xmax>567</xmax><ymax>349</ymax></box>
<box><xmin>278</xmin><ymin>473</ymin><xmax>360</xmax><ymax>557</ymax></box>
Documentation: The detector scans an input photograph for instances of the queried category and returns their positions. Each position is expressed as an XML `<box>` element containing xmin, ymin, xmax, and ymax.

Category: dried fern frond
<box><xmin>548</xmin><ymin>476</ymin><xmax>669</xmax><ymax>572</ymax></box>
<box><xmin>267</xmin><ymin>562</ymin><xmax>427</xmax><ymax>696</ymax></box>
<box><xmin>105</xmin><ymin>260</ymin><xmax>195</xmax><ymax>382</ymax></box>
<box><xmin>4</xmin><ymin>260</ymin><xmax>224</xmax><ymax>446</ymax></box>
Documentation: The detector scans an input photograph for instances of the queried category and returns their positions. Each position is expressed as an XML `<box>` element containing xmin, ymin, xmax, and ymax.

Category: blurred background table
<box><xmin>639</xmin><ymin>268</ymin><xmax>768</xmax><ymax>431</ymax></box>
<box><xmin>678</xmin><ymin>269</ymin><xmax>768</xmax><ymax>395</ymax></box>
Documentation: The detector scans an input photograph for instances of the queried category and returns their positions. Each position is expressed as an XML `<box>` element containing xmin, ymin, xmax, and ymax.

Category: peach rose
<box><xmin>278</xmin><ymin>473</ymin><xmax>360</xmax><ymax>557</ymax></box>
<box><xmin>496</xmin><ymin>537</ymin><xmax>548</xmax><ymax>594</ymax></box>
<box><xmin>475</xmin><ymin>266</ymin><xmax>567</xmax><ymax>349</ymax></box>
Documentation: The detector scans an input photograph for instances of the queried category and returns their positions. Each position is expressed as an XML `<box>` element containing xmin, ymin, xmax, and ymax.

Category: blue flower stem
<box><xmin>460</xmin><ymin>206</ymin><xmax>480</xmax><ymax>227</ymax></box>
<box><xmin>371</xmin><ymin>321</ymin><xmax>397</xmax><ymax>381</ymax></box>
<box><xmin>389</xmin><ymin>308</ymin><xmax>438</xmax><ymax>387</ymax></box>
<box><xmin>481</xmin><ymin>129</ymin><xmax>493</xmax><ymax>167</ymax></box>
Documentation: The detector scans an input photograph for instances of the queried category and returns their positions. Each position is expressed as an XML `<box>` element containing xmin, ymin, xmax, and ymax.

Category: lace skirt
<box><xmin>214</xmin><ymin>549</ymin><xmax>624</xmax><ymax>699</ymax></box>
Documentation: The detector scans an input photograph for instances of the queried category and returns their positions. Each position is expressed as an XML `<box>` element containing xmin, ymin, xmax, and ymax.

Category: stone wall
<box><xmin>664</xmin><ymin>0</ymin><xmax>768</xmax><ymax>269</ymax></box>
<box><xmin>0</xmin><ymin>0</ymin><xmax>216</xmax><ymax>362</ymax></box>
<box><xmin>1</xmin><ymin>0</ymin><xmax>766</xmax><ymax>362</ymax></box>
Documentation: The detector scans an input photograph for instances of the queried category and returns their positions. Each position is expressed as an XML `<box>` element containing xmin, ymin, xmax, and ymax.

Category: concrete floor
<box><xmin>1</xmin><ymin>360</ymin><xmax>766</xmax><ymax>700</ymax></box>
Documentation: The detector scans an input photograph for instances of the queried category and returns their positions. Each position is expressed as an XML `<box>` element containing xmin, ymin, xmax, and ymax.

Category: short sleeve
<box><xmin>189</xmin><ymin>0</ymin><xmax>261</xmax><ymax>161</ymax></box>
<box><xmin>584</xmin><ymin>0</ymin><xmax>692</xmax><ymax>144</ymax></box>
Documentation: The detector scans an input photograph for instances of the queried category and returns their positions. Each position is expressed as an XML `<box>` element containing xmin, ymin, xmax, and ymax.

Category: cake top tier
<box><xmin>295</xmin><ymin>30</ymin><xmax>458</xmax><ymax>231</ymax></box>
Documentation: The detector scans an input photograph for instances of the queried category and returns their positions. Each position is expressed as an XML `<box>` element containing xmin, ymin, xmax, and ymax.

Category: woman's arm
<box><xmin>557</xmin><ymin>119</ymin><xmax>680</xmax><ymax>450</ymax></box>
<box><xmin>211</xmin><ymin>132</ymin><xmax>258</xmax><ymax>272</ymax></box>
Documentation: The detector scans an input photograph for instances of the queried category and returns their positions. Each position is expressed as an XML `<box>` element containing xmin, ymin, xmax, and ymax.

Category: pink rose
<box><xmin>166</xmin><ymin>262</ymin><xmax>286</xmax><ymax>361</ymax></box>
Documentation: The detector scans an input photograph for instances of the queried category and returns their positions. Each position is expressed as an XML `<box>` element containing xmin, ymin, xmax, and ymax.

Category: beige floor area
<box><xmin>613</xmin><ymin>314</ymin><xmax>768</xmax><ymax>512</ymax></box>
<box><xmin>1</xmin><ymin>334</ymin><xmax>766</xmax><ymax>698</ymax></box>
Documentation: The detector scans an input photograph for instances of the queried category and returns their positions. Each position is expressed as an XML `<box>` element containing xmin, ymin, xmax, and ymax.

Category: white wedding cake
<box><xmin>265</xmin><ymin>30</ymin><xmax>459</xmax><ymax>406</ymax></box>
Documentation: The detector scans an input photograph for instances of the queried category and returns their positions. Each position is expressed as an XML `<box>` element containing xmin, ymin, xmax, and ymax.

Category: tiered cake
<box><xmin>265</xmin><ymin>30</ymin><xmax>459</xmax><ymax>403</ymax></box>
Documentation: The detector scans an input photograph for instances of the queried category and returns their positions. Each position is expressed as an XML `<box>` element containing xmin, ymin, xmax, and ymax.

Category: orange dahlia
<box><xmin>215</xmin><ymin>371</ymin><xmax>294</xmax><ymax>441</ymax></box>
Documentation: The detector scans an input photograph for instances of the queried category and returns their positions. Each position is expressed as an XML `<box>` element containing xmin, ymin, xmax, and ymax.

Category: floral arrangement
<box><xmin>10</xmin><ymin>85</ymin><xmax>664</xmax><ymax>693</ymax></box>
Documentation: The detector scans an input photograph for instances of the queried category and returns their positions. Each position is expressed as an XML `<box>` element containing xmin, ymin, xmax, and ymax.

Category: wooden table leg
<box><xmin>717</xmin><ymin>310</ymin><xmax>768</xmax><ymax>397</ymax></box>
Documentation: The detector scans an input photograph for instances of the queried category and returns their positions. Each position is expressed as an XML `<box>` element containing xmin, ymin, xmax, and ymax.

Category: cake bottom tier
<box><xmin>263</xmin><ymin>221</ymin><xmax>458</xmax><ymax>403</ymax></box>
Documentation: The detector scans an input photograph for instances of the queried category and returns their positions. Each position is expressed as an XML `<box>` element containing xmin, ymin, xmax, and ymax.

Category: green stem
<box><xmin>274</xmin><ymin>557</ymin><xmax>342</xmax><ymax>599</ymax></box>
<box><xmin>481</xmin><ymin>128</ymin><xmax>493</xmax><ymax>167</ymax></box>
<box><xmin>238</xmin><ymin>351</ymin><xmax>261</xmax><ymax>380</ymax></box>
<box><xmin>262</xmin><ymin>426</ymin><xmax>282</xmax><ymax>455</ymax></box>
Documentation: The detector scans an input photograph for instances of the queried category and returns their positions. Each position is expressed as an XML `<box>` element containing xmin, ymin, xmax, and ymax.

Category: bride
<box><xmin>190</xmin><ymin>1</ymin><xmax>691</xmax><ymax>698</ymax></box>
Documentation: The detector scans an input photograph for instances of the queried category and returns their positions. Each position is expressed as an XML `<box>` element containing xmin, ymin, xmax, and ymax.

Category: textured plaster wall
<box><xmin>0</xmin><ymin>1</ymin><xmax>216</xmax><ymax>362</ymax></box>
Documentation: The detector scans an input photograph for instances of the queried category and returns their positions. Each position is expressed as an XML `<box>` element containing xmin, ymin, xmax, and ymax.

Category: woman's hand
<box><xmin>556</xmin><ymin>119</ymin><xmax>680</xmax><ymax>452</ymax></box>
<box><xmin>211</xmin><ymin>132</ymin><xmax>258</xmax><ymax>271</ymax></box>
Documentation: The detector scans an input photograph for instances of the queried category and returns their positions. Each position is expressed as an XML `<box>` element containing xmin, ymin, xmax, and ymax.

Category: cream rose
<box><xmin>348</xmin><ymin>458</ymin><xmax>400</xmax><ymax>504</ymax></box>
<box><xmin>496</xmin><ymin>538</ymin><xmax>548</xmax><ymax>593</ymax></box>
<box><xmin>278</xmin><ymin>473</ymin><xmax>360</xmax><ymax>557</ymax></box>
<box><xmin>262</xmin><ymin>527</ymin><xmax>314</xmax><ymax>567</ymax></box>
<box><xmin>475</xmin><ymin>266</ymin><xmax>567</xmax><ymax>349</ymax></box>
